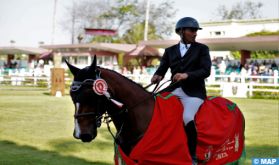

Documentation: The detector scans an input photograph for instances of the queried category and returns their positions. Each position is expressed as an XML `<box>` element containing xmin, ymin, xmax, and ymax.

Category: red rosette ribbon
<box><xmin>93</xmin><ymin>79</ymin><xmax>108</xmax><ymax>95</ymax></box>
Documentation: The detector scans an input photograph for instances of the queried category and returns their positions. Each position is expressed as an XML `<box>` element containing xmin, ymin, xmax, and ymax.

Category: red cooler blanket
<box><xmin>195</xmin><ymin>96</ymin><xmax>245</xmax><ymax>164</ymax></box>
<box><xmin>114</xmin><ymin>93</ymin><xmax>192</xmax><ymax>165</ymax></box>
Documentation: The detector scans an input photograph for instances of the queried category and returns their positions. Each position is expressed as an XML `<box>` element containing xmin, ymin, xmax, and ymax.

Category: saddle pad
<box><xmin>115</xmin><ymin>92</ymin><xmax>192</xmax><ymax>165</ymax></box>
<box><xmin>195</xmin><ymin>96</ymin><xmax>245</xmax><ymax>164</ymax></box>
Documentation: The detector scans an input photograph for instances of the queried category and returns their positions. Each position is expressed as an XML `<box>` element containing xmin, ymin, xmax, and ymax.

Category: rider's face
<box><xmin>182</xmin><ymin>28</ymin><xmax>198</xmax><ymax>44</ymax></box>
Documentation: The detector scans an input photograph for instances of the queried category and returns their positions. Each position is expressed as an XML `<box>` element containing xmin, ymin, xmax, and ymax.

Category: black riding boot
<box><xmin>184</xmin><ymin>120</ymin><xmax>197</xmax><ymax>162</ymax></box>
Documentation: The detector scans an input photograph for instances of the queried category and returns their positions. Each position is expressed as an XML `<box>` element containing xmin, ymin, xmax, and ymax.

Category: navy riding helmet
<box><xmin>175</xmin><ymin>17</ymin><xmax>202</xmax><ymax>34</ymax></box>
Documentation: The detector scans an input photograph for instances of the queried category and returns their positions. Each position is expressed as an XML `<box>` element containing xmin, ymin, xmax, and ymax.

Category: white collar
<box><xmin>179</xmin><ymin>42</ymin><xmax>191</xmax><ymax>49</ymax></box>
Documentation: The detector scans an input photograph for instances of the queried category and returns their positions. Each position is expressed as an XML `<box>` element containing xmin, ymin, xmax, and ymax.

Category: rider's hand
<box><xmin>173</xmin><ymin>73</ymin><xmax>188</xmax><ymax>82</ymax></box>
<box><xmin>151</xmin><ymin>75</ymin><xmax>163</xmax><ymax>84</ymax></box>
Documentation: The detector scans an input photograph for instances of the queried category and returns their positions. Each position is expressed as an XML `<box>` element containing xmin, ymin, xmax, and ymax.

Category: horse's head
<box><xmin>66</xmin><ymin>56</ymin><xmax>107</xmax><ymax>142</ymax></box>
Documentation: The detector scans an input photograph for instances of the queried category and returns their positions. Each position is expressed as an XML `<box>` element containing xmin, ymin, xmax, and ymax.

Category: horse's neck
<box><xmin>100</xmin><ymin>68</ymin><xmax>154</xmax><ymax>154</ymax></box>
<box><xmin>100</xmin><ymin>68</ymin><xmax>152</xmax><ymax>108</ymax></box>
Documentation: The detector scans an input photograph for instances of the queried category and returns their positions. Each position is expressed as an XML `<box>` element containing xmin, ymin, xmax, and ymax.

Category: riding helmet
<box><xmin>175</xmin><ymin>17</ymin><xmax>202</xmax><ymax>33</ymax></box>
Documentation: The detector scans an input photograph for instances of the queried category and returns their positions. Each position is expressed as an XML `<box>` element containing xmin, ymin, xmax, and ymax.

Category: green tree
<box><xmin>121</xmin><ymin>23</ymin><xmax>162</xmax><ymax>44</ymax></box>
<box><xmin>231</xmin><ymin>51</ymin><xmax>241</xmax><ymax>59</ymax></box>
<box><xmin>101</xmin><ymin>0</ymin><xmax>176</xmax><ymax>38</ymax></box>
<box><xmin>248</xmin><ymin>31</ymin><xmax>279</xmax><ymax>59</ymax></box>
<box><xmin>213</xmin><ymin>1</ymin><xmax>279</xmax><ymax>60</ymax></box>
<box><xmin>251</xmin><ymin>50</ymin><xmax>279</xmax><ymax>59</ymax></box>
<box><xmin>231</xmin><ymin>50</ymin><xmax>279</xmax><ymax>60</ymax></box>
<box><xmin>61</xmin><ymin>0</ymin><xmax>113</xmax><ymax>43</ymax></box>
<box><xmin>246</xmin><ymin>30</ymin><xmax>279</xmax><ymax>37</ymax></box>
<box><xmin>62</xmin><ymin>0</ymin><xmax>176</xmax><ymax>44</ymax></box>
<box><xmin>134</xmin><ymin>0</ymin><xmax>176</xmax><ymax>37</ymax></box>
<box><xmin>214</xmin><ymin>1</ymin><xmax>263</xmax><ymax>20</ymax></box>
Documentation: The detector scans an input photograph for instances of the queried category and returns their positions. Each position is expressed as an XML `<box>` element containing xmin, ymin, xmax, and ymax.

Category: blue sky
<box><xmin>0</xmin><ymin>0</ymin><xmax>278</xmax><ymax>47</ymax></box>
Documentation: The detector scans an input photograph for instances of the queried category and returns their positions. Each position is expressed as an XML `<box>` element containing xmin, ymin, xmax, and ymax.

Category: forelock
<box><xmin>73</xmin><ymin>67</ymin><xmax>96</xmax><ymax>81</ymax></box>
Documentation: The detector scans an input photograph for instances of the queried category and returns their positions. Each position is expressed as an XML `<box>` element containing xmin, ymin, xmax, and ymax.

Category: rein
<box><xmin>144</xmin><ymin>82</ymin><xmax>159</xmax><ymax>93</ymax></box>
<box><xmin>144</xmin><ymin>80</ymin><xmax>179</xmax><ymax>94</ymax></box>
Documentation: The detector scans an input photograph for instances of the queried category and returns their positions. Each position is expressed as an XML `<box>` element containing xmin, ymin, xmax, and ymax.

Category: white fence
<box><xmin>0</xmin><ymin>73</ymin><xmax>278</xmax><ymax>98</ymax></box>
<box><xmin>0</xmin><ymin>75</ymin><xmax>50</xmax><ymax>87</ymax></box>
<box><xmin>123</xmin><ymin>73</ymin><xmax>279</xmax><ymax>98</ymax></box>
<box><xmin>205</xmin><ymin>74</ymin><xmax>279</xmax><ymax>97</ymax></box>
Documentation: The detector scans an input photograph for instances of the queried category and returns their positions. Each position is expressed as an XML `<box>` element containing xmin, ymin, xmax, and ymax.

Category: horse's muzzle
<box><xmin>80</xmin><ymin>133</ymin><xmax>96</xmax><ymax>142</ymax></box>
<box><xmin>73</xmin><ymin>132</ymin><xmax>96</xmax><ymax>142</ymax></box>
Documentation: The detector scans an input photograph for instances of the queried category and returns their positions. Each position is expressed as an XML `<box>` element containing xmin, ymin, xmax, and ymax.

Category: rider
<box><xmin>151</xmin><ymin>17</ymin><xmax>212</xmax><ymax>161</ymax></box>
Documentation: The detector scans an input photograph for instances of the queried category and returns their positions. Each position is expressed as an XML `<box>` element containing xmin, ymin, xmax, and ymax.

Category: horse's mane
<box><xmin>99</xmin><ymin>67</ymin><xmax>150</xmax><ymax>93</ymax></box>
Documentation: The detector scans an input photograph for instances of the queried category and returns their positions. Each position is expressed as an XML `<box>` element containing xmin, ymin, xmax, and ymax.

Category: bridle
<box><xmin>70</xmin><ymin>74</ymin><xmax>128</xmax><ymax>141</ymax></box>
<box><xmin>70</xmin><ymin>78</ymin><xmax>107</xmax><ymax>126</ymax></box>
<box><xmin>70</xmin><ymin>69</ymin><xmax>179</xmax><ymax>145</ymax></box>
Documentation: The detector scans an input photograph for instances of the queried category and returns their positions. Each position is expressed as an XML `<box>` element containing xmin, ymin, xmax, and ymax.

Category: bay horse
<box><xmin>66</xmin><ymin>56</ymin><xmax>245</xmax><ymax>165</ymax></box>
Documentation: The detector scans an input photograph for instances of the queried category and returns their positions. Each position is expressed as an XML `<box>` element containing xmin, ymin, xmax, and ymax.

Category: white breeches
<box><xmin>171</xmin><ymin>87</ymin><xmax>204</xmax><ymax>125</ymax></box>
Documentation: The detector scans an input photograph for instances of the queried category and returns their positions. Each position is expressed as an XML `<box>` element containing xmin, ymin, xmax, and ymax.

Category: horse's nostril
<box><xmin>80</xmin><ymin>134</ymin><xmax>93</xmax><ymax>142</ymax></box>
<box><xmin>73</xmin><ymin>131</ymin><xmax>79</xmax><ymax>139</ymax></box>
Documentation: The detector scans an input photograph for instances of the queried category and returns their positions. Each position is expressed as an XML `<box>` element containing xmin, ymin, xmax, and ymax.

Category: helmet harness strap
<box><xmin>179</xmin><ymin>28</ymin><xmax>186</xmax><ymax>45</ymax></box>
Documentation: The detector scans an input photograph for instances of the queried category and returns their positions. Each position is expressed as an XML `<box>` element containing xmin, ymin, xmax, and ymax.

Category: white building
<box><xmin>198</xmin><ymin>18</ymin><xmax>279</xmax><ymax>38</ymax></box>
<box><xmin>197</xmin><ymin>18</ymin><xmax>279</xmax><ymax>60</ymax></box>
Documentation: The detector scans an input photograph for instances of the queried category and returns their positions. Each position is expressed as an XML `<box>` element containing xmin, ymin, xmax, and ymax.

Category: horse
<box><xmin>66</xmin><ymin>56</ymin><xmax>245</xmax><ymax>165</ymax></box>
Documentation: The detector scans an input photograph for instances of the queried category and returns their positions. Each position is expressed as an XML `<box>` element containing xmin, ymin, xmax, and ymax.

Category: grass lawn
<box><xmin>0</xmin><ymin>87</ymin><xmax>114</xmax><ymax>165</ymax></box>
<box><xmin>0</xmin><ymin>86</ymin><xmax>278</xmax><ymax>165</ymax></box>
<box><xmin>229</xmin><ymin>98</ymin><xmax>279</xmax><ymax>164</ymax></box>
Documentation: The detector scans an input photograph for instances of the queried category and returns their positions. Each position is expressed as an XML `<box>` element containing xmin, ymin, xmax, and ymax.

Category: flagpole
<box><xmin>51</xmin><ymin>0</ymin><xmax>58</xmax><ymax>44</ymax></box>
<box><xmin>144</xmin><ymin>0</ymin><xmax>150</xmax><ymax>41</ymax></box>
<box><xmin>71</xmin><ymin>0</ymin><xmax>76</xmax><ymax>44</ymax></box>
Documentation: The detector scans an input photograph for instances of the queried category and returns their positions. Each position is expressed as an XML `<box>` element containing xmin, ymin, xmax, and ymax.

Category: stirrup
<box><xmin>192</xmin><ymin>155</ymin><xmax>198</xmax><ymax>165</ymax></box>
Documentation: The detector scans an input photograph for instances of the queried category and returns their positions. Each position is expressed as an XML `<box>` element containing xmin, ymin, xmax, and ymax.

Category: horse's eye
<box><xmin>71</xmin><ymin>85</ymin><xmax>81</xmax><ymax>91</ymax></box>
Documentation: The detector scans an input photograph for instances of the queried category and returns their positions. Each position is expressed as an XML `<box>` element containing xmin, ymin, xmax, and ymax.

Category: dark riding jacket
<box><xmin>154</xmin><ymin>42</ymin><xmax>212</xmax><ymax>100</ymax></box>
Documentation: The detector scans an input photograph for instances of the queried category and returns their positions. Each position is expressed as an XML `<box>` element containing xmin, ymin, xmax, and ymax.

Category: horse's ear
<box><xmin>89</xmin><ymin>55</ymin><xmax>97</xmax><ymax>73</ymax></box>
<box><xmin>65</xmin><ymin>60</ymin><xmax>80</xmax><ymax>76</ymax></box>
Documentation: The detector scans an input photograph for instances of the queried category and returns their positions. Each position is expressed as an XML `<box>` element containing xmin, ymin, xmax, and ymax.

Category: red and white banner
<box><xmin>85</xmin><ymin>28</ymin><xmax>117</xmax><ymax>36</ymax></box>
